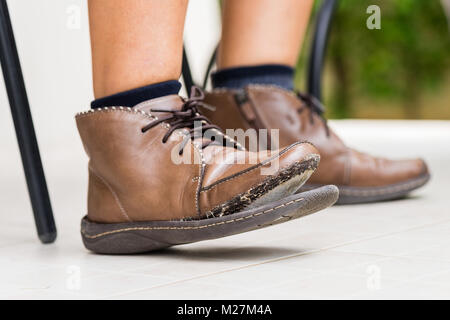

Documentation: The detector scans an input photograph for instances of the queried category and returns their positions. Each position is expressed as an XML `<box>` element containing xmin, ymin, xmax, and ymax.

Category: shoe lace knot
<box><xmin>141</xmin><ymin>86</ymin><xmax>235</xmax><ymax>155</ymax></box>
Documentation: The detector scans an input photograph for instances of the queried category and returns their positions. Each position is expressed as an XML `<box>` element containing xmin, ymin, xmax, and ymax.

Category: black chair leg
<box><xmin>182</xmin><ymin>45</ymin><xmax>195</xmax><ymax>95</ymax></box>
<box><xmin>0</xmin><ymin>0</ymin><xmax>56</xmax><ymax>243</ymax></box>
<box><xmin>307</xmin><ymin>0</ymin><xmax>338</xmax><ymax>102</ymax></box>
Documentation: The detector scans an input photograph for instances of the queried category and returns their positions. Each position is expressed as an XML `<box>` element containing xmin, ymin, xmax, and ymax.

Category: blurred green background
<box><xmin>295</xmin><ymin>0</ymin><xmax>450</xmax><ymax>119</ymax></box>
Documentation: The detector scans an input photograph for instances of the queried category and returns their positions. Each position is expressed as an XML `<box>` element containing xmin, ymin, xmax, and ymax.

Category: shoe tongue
<box><xmin>133</xmin><ymin>94</ymin><xmax>184</xmax><ymax>116</ymax></box>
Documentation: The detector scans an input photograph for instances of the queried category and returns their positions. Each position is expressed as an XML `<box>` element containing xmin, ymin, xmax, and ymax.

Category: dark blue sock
<box><xmin>91</xmin><ymin>80</ymin><xmax>181</xmax><ymax>109</ymax></box>
<box><xmin>211</xmin><ymin>64</ymin><xmax>294</xmax><ymax>91</ymax></box>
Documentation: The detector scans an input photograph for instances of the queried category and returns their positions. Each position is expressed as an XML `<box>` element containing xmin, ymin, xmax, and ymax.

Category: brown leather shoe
<box><xmin>203</xmin><ymin>85</ymin><xmax>430</xmax><ymax>204</ymax></box>
<box><xmin>76</xmin><ymin>90</ymin><xmax>338</xmax><ymax>253</ymax></box>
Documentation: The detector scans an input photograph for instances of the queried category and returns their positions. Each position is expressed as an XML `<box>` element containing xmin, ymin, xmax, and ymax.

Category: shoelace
<box><xmin>141</xmin><ymin>86</ymin><xmax>234</xmax><ymax>155</ymax></box>
<box><xmin>295</xmin><ymin>91</ymin><xmax>330</xmax><ymax>137</ymax></box>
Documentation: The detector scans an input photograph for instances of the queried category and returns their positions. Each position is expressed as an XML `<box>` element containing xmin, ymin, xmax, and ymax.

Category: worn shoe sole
<box><xmin>81</xmin><ymin>185</ymin><xmax>338</xmax><ymax>254</ymax></box>
<box><xmin>206</xmin><ymin>154</ymin><xmax>320</xmax><ymax>217</ymax></box>
<box><xmin>300</xmin><ymin>173</ymin><xmax>430</xmax><ymax>205</ymax></box>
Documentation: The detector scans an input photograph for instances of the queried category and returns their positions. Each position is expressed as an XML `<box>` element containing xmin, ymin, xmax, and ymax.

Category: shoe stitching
<box><xmin>208</xmin><ymin>88</ymin><xmax>428</xmax><ymax>197</ymax></box>
<box><xmin>76</xmin><ymin>107</ymin><xmax>244</xmax><ymax>152</ymax></box>
<box><xmin>201</xmin><ymin>159</ymin><xmax>276</xmax><ymax>194</ymax></box>
<box><xmin>203</xmin><ymin>158</ymin><xmax>318</xmax><ymax>218</ymax></box>
<box><xmin>343</xmin><ymin>148</ymin><xmax>352</xmax><ymax>186</ymax></box>
<box><xmin>77</xmin><ymin>109</ymin><xmax>308</xmax><ymax>195</ymax></box>
<box><xmin>76</xmin><ymin>107</ymin><xmax>179</xmax><ymax>133</ymax></box>
<box><xmin>210</xmin><ymin>88</ymin><xmax>426</xmax><ymax>196</ymax></box>
<box><xmin>89</xmin><ymin>169</ymin><xmax>132</xmax><ymax>222</ymax></box>
<box><xmin>192</xmin><ymin>142</ymin><xmax>205</xmax><ymax>217</ymax></box>
<box><xmin>76</xmin><ymin>108</ymin><xmax>250</xmax><ymax>219</ymax></box>
<box><xmin>338</xmin><ymin>175</ymin><xmax>429</xmax><ymax>196</ymax></box>
<box><xmin>81</xmin><ymin>197</ymin><xmax>304</xmax><ymax>239</ymax></box>
<box><xmin>201</xmin><ymin>141</ymin><xmax>309</xmax><ymax>193</ymax></box>
<box><xmin>76</xmin><ymin>106</ymin><xmax>155</xmax><ymax>119</ymax></box>
<box><xmin>303</xmin><ymin>174</ymin><xmax>429</xmax><ymax>197</ymax></box>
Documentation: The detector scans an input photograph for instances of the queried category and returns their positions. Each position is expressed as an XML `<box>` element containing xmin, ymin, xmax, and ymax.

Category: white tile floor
<box><xmin>1</xmin><ymin>120</ymin><xmax>449</xmax><ymax>300</ymax></box>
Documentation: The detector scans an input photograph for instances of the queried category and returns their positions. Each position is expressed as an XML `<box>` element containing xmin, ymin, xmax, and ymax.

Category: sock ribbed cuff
<box><xmin>91</xmin><ymin>80</ymin><xmax>181</xmax><ymax>109</ymax></box>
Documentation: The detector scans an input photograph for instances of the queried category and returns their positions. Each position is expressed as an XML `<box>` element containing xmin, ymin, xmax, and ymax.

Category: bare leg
<box><xmin>218</xmin><ymin>0</ymin><xmax>314</xmax><ymax>69</ymax></box>
<box><xmin>88</xmin><ymin>0</ymin><xmax>188</xmax><ymax>99</ymax></box>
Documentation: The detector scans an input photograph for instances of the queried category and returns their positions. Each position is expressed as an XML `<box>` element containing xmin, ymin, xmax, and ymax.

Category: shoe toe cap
<box><xmin>349</xmin><ymin>151</ymin><xmax>430</xmax><ymax>187</ymax></box>
<box><xmin>199</xmin><ymin>141</ymin><xmax>320</xmax><ymax>215</ymax></box>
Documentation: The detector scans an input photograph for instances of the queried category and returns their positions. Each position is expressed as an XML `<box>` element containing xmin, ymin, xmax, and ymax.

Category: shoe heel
<box><xmin>81</xmin><ymin>218</ymin><xmax>171</xmax><ymax>254</ymax></box>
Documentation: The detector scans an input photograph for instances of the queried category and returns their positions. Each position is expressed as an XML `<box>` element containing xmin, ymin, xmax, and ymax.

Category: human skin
<box><xmin>218</xmin><ymin>0</ymin><xmax>314</xmax><ymax>69</ymax></box>
<box><xmin>88</xmin><ymin>0</ymin><xmax>313</xmax><ymax>98</ymax></box>
<box><xmin>88</xmin><ymin>0</ymin><xmax>188</xmax><ymax>98</ymax></box>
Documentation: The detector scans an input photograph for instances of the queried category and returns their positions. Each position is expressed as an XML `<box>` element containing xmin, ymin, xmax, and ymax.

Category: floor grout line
<box><xmin>331</xmin><ymin>248</ymin><xmax>450</xmax><ymax>264</ymax></box>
